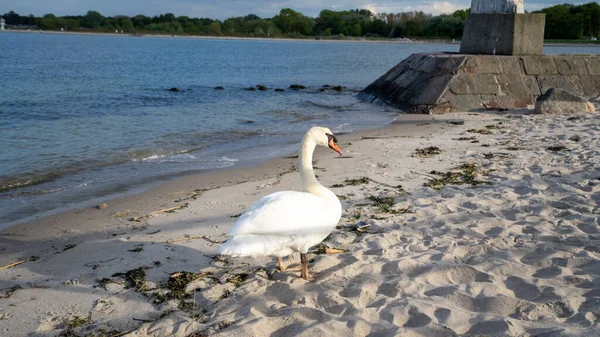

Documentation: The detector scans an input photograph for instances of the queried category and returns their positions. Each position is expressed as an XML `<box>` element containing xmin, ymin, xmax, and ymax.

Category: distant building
<box><xmin>1</xmin><ymin>18</ymin><xmax>5</xmax><ymax>31</ymax></box>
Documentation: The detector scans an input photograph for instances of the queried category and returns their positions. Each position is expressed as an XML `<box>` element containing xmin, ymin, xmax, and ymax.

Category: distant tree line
<box><xmin>536</xmin><ymin>2</ymin><xmax>600</xmax><ymax>39</ymax></box>
<box><xmin>2</xmin><ymin>2</ymin><xmax>599</xmax><ymax>40</ymax></box>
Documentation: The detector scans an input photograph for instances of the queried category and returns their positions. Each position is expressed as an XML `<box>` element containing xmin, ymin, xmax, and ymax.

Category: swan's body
<box><xmin>218</xmin><ymin>126</ymin><xmax>343</xmax><ymax>279</ymax></box>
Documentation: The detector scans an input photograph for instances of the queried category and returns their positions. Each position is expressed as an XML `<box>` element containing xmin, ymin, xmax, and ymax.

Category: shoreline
<box><xmin>0</xmin><ymin>116</ymin><xmax>412</xmax><ymax>238</ymax></box>
<box><xmin>4</xmin><ymin>29</ymin><xmax>600</xmax><ymax>47</ymax></box>
<box><xmin>2</xmin><ymin>110</ymin><xmax>600</xmax><ymax>336</ymax></box>
<box><xmin>0</xmin><ymin>117</ymin><xmax>393</xmax><ymax>232</ymax></box>
<box><xmin>0</xmin><ymin>29</ymin><xmax>441</xmax><ymax>44</ymax></box>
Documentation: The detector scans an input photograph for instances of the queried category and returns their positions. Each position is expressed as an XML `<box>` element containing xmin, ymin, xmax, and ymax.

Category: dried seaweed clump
<box><xmin>485</xmin><ymin>123</ymin><xmax>503</xmax><ymax>130</ymax></box>
<box><xmin>333</xmin><ymin>177</ymin><xmax>369</xmax><ymax>187</ymax></box>
<box><xmin>467</xmin><ymin>128</ymin><xmax>493</xmax><ymax>135</ymax></box>
<box><xmin>166</xmin><ymin>271</ymin><xmax>203</xmax><ymax>300</ymax></box>
<box><xmin>112</xmin><ymin>267</ymin><xmax>150</xmax><ymax>292</ymax></box>
<box><xmin>412</xmin><ymin>146</ymin><xmax>442</xmax><ymax>158</ymax></box>
<box><xmin>424</xmin><ymin>163</ymin><xmax>493</xmax><ymax>190</ymax></box>
<box><xmin>367</xmin><ymin>196</ymin><xmax>411</xmax><ymax>214</ymax></box>
<box><xmin>368</xmin><ymin>196</ymin><xmax>395</xmax><ymax>212</ymax></box>
<box><xmin>65</xmin><ymin>316</ymin><xmax>91</xmax><ymax>329</ymax></box>
<box><xmin>224</xmin><ymin>273</ymin><xmax>250</xmax><ymax>287</ymax></box>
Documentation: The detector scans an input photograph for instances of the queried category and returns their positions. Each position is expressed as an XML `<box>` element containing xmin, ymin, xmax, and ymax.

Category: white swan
<box><xmin>218</xmin><ymin>126</ymin><xmax>343</xmax><ymax>279</ymax></box>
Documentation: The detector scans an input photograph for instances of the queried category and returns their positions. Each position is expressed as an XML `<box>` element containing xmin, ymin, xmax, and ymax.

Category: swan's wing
<box><xmin>226</xmin><ymin>191</ymin><xmax>340</xmax><ymax>237</ymax></box>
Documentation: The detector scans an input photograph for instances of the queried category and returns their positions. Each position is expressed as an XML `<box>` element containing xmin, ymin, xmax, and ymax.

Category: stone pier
<box><xmin>358</xmin><ymin>53</ymin><xmax>600</xmax><ymax>114</ymax></box>
<box><xmin>358</xmin><ymin>0</ymin><xmax>599</xmax><ymax>113</ymax></box>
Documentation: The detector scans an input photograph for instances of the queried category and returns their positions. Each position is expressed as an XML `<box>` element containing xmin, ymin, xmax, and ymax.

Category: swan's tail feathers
<box><xmin>217</xmin><ymin>235</ymin><xmax>294</xmax><ymax>257</ymax></box>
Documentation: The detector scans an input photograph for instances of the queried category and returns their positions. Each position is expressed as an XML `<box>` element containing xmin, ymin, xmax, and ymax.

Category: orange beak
<box><xmin>328</xmin><ymin>138</ymin><xmax>342</xmax><ymax>155</ymax></box>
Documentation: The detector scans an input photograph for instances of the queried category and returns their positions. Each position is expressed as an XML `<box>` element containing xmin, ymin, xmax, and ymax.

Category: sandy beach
<box><xmin>0</xmin><ymin>29</ymin><xmax>436</xmax><ymax>45</ymax></box>
<box><xmin>1</xmin><ymin>110</ymin><xmax>600</xmax><ymax>336</ymax></box>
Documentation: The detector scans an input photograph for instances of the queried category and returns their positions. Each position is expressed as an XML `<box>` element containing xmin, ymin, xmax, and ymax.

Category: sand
<box><xmin>1</xmin><ymin>111</ymin><xmax>600</xmax><ymax>337</ymax></box>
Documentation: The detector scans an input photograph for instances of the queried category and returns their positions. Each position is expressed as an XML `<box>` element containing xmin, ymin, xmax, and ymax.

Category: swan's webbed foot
<box><xmin>300</xmin><ymin>253</ymin><xmax>309</xmax><ymax>280</ymax></box>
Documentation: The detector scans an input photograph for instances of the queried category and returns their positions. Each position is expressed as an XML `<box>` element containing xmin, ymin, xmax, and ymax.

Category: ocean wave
<box><xmin>260</xmin><ymin>109</ymin><xmax>329</xmax><ymax>123</ymax></box>
<box><xmin>129</xmin><ymin>148</ymin><xmax>201</xmax><ymax>162</ymax></box>
<box><xmin>305</xmin><ymin>100</ymin><xmax>359</xmax><ymax>110</ymax></box>
<box><xmin>333</xmin><ymin>123</ymin><xmax>354</xmax><ymax>134</ymax></box>
<box><xmin>0</xmin><ymin>174</ymin><xmax>60</xmax><ymax>193</ymax></box>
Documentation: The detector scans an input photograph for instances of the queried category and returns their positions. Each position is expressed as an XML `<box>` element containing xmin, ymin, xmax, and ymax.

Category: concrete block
<box><xmin>413</xmin><ymin>74</ymin><xmax>454</xmax><ymax>105</ymax></box>
<box><xmin>499</xmin><ymin>57</ymin><xmax>524</xmax><ymax>74</ymax></box>
<box><xmin>406</xmin><ymin>54</ymin><xmax>429</xmax><ymax>69</ymax></box>
<box><xmin>463</xmin><ymin>56</ymin><xmax>502</xmax><ymax>74</ymax></box>
<box><xmin>460</xmin><ymin>13</ymin><xmax>545</xmax><ymax>56</ymax></box>
<box><xmin>441</xmin><ymin>93</ymin><xmax>484</xmax><ymax>112</ymax></box>
<box><xmin>585</xmin><ymin>58</ymin><xmax>600</xmax><ymax>75</ymax></box>
<box><xmin>537</xmin><ymin>75</ymin><xmax>583</xmax><ymax>96</ymax></box>
<box><xmin>521</xmin><ymin>56</ymin><xmax>558</xmax><ymax>75</ymax></box>
<box><xmin>481</xmin><ymin>95</ymin><xmax>534</xmax><ymax>109</ymax></box>
<box><xmin>578</xmin><ymin>75</ymin><xmax>600</xmax><ymax>97</ymax></box>
<box><xmin>392</xmin><ymin>70</ymin><xmax>423</xmax><ymax>89</ymax></box>
<box><xmin>450</xmin><ymin>73</ymin><xmax>500</xmax><ymax>95</ymax></box>
<box><xmin>415</xmin><ymin>56</ymin><xmax>441</xmax><ymax>73</ymax></box>
<box><xmin>513</xmin><ymin>14</ymin><xmax>546</xmax><ymax>55</ymax></box>
<box><xmin>398</xmin><ymin>89</ymin><xmax>416</xmax><ymax>104</ymax></box>
<box><xmin>436</xmin><ymin>56</ymin><xmax>468</xmax><ymax>74</ymax></box>
<box><xmin>555</xmin><ymin>57</ymin><xmax>589</xmax><ymax>75</ymax></box>
<box><xmin>496</xmin><ymin>74</ymin><xmax>541</xmax><ymax>96</ymax></box>
<box><xmin>380</xmin><ymin>64</ymin><xmax>407</xmax><ymax>82</ymax></box>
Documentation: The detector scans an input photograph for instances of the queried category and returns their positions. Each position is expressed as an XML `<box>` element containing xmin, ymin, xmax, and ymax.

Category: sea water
<box><xmin>0</xmin><ymin>32</ymin><xmax>596</xmax><ymax>227</ymax></box>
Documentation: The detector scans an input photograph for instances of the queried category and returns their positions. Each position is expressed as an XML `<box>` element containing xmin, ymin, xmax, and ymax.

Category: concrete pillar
<box><xmin>460</xmin><ymin>0</ymin><xmax>545</xmax><ymax>55</ymax></box>
<box><xmin>471</xmin><ymin>0</ymin><xmax>524</xmax><ymax>14</ymax></box>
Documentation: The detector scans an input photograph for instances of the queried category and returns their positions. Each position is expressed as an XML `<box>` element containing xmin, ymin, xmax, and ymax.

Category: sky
<box><xmin>0</xmin><ymin>1</ymin><xmax>589</xmax><ymax>19</ymax></box>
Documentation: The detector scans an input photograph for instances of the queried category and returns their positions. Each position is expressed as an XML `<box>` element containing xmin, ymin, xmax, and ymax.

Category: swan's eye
<box><xmin>326</xmin><ymin>133</ymin><xmax>338</xmax><ymax>144</ymax></box>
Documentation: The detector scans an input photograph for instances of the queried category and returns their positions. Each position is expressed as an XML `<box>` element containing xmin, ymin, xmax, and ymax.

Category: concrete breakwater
<box><xmin>359</xmin><ymin>53</ymin><xmax>600</xmax><ymax>113</ymax></box>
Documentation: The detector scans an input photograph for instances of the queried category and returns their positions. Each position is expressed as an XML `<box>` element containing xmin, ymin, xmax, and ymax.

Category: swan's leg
<box><xmin>278</xmin><ymin>257</ymin><xmax>286</xmax><ymax>272</ymax></box>
<box><xmin>300</xmin><ymin>253</ymin><xmax>309</xmax><ymax>280</ymax></box>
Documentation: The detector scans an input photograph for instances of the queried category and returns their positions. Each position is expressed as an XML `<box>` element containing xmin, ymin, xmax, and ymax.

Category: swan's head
<box><xmin>308</xmin><ymin>126</ymin><xmax>342</xmax><ymax>155</ymax></box>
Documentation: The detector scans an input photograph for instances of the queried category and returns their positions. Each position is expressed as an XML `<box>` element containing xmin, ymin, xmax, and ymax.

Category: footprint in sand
<box><xmin>403</xmin><ymin>307</ymin><xmax>432</xmax><ymax>328</ymax></box>
<box><xmin>505</xmin><ymin>276</ymin><xmax>561</xmax><ymax>302</ymax></box>
<box><xmin>424</xmin><ymin>285</ymin><xmax>456</xmax><ymax>297</ymax></box>
<box><xmin>265</xmin><ymin>282</ymin><xmax>296</xmax><ymax>306</ymax></box>
<box><xmin>380</xmin><ymin>261</ymin><xmax>403</xmax><ymax>276</ymax></box>
<box><xmin>577</xmin><ymin>222</ymin><xmax>599</xmax><ymax>234</ymax></box>
<box><xmin>484</xmin><ymin>226</ymin><xmax>504</xmax><ymax>237</ymax></box>
<box><xmin>465</xmin><ymin>320</ymin><xmax>510</xmax><ymax>336</ymax></box>
<box><xmin>433</xmin><ymin>308</ymin><xmax>451</xmax><ymax>324</ymax></box>
<box><xmin>376</xmin><ymin>282</ymin><xmax>399</xmax><ymax>298</ymax></box>
<box><xmin>414</xmin><ymin>265</ymin><xmax>491</xmax><ymax>286</ymax></box>
<box><xmin>533</xmin><ymin>266</ymin><xmax>562</xmax><ymax>278</ymax></box>
<box><xmin>447</xmin><ymin>292</ymin><xmax>523</xmax><ymax>316</ymax></box>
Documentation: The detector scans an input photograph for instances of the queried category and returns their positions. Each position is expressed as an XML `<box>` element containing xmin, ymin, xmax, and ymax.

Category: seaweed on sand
<box><xmin>424</xmin><ymin>163</ymin><xmax>493</xmax><ymax>190</ymax></box>
<box><xmin>65</xmin><ymin>316</ymin><xmax>91</xmax><ymax>329</ymax></box>
<box><xmin>165</xmin><ymin>271</ymin><xmax>203</xmax><ymax>301</ymax></box>
<box><xmin>412</xmin><ymin>146</ymin><xmax>442</xmax><ymax>158</ymax></box>
<box><xmin>467</xmin><ymin>128</ymin><xmax>493</xmax><ymax>135</ymax></box>
<box><xmin>367</xmin><ymin>196</ymin><xmax>411</xmax><ymax>214</ymax></box>
<box><xmin>368</xmin><ymin>196</ymin><xmax>395</xmax><ymax>212</ymax></box>
<box><xmin>112</xmin><ymin>267</ymin><xmax>150</xmax><ymax>292</ymax></box>
<box><xmin>343</xmin><ymin>177</ymin><xmax>369</xmax><ymax>186</ymax></box>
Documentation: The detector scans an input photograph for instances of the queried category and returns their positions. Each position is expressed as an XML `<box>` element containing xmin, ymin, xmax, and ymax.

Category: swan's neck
<box><xmin>299</xmin><ymin>135</ymin><xmax>336</xmax><ymax>200</ymax></box>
